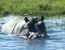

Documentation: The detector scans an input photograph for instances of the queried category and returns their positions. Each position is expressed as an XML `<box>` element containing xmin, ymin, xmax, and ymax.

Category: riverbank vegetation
<box><xmin>0</xmin><ymin>0</ymin><xmax>65</xmax><ymax>16</ymax></box>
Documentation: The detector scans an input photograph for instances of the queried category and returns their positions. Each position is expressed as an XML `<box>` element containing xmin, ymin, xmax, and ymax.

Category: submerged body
<box><xmin>1</xmin><ymin>16</ymin><xmax>48</xmax><ymax>39</ymax></box>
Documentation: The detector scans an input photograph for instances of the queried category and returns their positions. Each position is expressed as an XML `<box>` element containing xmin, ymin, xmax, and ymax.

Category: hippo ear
<box><xmin>40</xmin><ymin>16</ymin><xmax>44</xmax><ymax>21</ymax></box>
<box><xmin>24</xmin><ymin>17</ymin><xmax>29</xmax><ymax>22</ymax></box>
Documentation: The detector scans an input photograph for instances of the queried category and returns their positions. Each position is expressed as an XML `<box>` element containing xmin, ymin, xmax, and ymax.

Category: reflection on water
<box><xmin>0</xmin><ymin>15</ymin><xmax>65</xmax><ymax>50</ymax></box>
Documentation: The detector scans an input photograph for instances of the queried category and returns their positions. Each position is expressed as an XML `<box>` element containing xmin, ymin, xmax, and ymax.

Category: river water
<box><xmin>0</xmin><ymin>15</ymin><xmax>65</xmax><ymax>50</ymax></box>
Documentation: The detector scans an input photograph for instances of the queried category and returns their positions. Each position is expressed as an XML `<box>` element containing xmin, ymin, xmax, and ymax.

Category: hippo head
<box><xmin>21</xmin><ymin>16</ymin><xmax>48</xmax><ymax>39</ymax></box>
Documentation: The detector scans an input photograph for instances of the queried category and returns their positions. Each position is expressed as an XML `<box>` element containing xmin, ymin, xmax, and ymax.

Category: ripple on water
<box><xmin>0</xmin><ymin>15</ymin><xmax>65</xmax><ymax>50</ymax></box>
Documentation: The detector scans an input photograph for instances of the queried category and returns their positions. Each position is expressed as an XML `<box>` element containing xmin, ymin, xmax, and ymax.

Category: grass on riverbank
<box><xmin>0</xmin><ymin>0</ymin><xmax>65</xmax><ymax>16</ymax></box>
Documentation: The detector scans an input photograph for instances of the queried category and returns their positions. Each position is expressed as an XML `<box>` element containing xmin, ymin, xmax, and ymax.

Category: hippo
<box><xmin>1</xmin><ymin>16</ymin><xmax>48</xmax><ymax>39</ymax></box>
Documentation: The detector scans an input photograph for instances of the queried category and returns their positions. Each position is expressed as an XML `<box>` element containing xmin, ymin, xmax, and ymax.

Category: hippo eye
<box><xmin>37</xmin><ymin>21</ymin><xmax>42</xmax><ymax>25</ymax></box>
<box><xmin>36</xmin><ymin>21</ymin><xmax>45</xmax><ymax>29</ymax></box>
